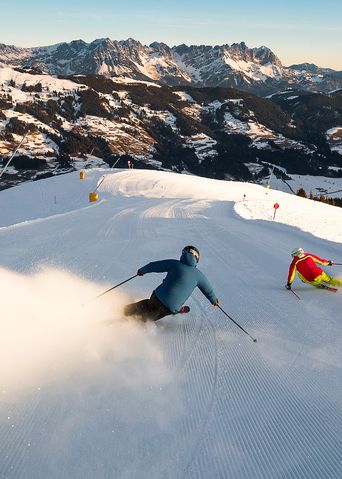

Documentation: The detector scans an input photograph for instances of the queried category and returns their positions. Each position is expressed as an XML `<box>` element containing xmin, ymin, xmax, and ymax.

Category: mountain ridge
<box><xmin>1</xmin><ymin>38</ymin><xmax>342</xmax><ymax>95</ymax></box>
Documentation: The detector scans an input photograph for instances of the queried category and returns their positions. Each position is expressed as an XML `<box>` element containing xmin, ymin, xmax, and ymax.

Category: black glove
<box><xmin>137</xmin><ymin>270</ymin><xmax>144</xmax><ymax>276</ymax></box>
<box><xmin>328</xmin><ymin>260</ymin><xmax>333</xmax><ymax>266</ymax></box>
<box><xmin>285</xmin><ymin>283</ymin><xmax>291</xmax><ymax>290</ymax></box>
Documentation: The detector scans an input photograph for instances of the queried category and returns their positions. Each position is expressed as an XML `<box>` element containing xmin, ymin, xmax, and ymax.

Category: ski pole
<box><xmin>332</xmin><ymin>263</ymin><xmax>342</xmax><ymax>266</ymax></box>
<box><xmin>289</xmin><ymin>288</ymin><xmax>301</xmax><ymax>300</ymax></box>
<box><xmin>85</xmin><ymin>274</ymin><xmax>138</xmax><ymax>304</ymax></box>
<box><xmin>218</xmin><ymin>306</ymin><xmax>257</xmax><ymax>343</ymax></box>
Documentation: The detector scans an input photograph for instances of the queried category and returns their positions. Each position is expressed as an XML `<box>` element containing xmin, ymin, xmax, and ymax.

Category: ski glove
<box><xmin>213</xmin><ymin>299</ymin><xmax>220</xmax><ymax>306</ymax></box>
<box><xmin>328</xmin><ymin>260</ymin><xmax>333</xmax><ymax>266</ymax></box>
<box><xmin>285</xmin><ymin>283</ymin><xmax>292</xmax><ymax>290</ymax></box>
<box><xmin>137</xmin><ymin>270</ymin><xmax>144</xmax><ymax>276</ymax></box>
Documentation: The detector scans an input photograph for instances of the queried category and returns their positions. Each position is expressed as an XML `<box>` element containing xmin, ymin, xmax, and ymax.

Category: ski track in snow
<box><xmin>0</xmin><ymin>169</ymin><xmax>341</xmax><ymax>479</ymax></box>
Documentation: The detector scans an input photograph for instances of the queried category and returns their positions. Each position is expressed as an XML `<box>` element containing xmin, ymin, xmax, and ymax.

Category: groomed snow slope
<box><xmin>0</xmin><ymin>169</ymin><xmax>341</xmax><ymax>479</ymax></box>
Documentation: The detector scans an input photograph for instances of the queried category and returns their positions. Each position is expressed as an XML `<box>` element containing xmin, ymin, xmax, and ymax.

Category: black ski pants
<box><xmin>124</xmin><ymin>291</ymin><xmax>172</xmax><ymax>322</ymax></box>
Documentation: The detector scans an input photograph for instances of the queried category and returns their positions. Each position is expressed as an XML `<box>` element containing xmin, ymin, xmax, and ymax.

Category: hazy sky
<box><xmin>1</xmin><ymin>0</ymin><xmax>341</xmax><ymax>69</ymax></box>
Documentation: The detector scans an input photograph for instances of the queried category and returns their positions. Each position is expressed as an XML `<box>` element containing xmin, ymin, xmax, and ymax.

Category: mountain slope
<box><xmin>0</xmin><ymin>169</ymin><xmax>341</xmax><ymax>478</ymax></box>
<box><xmin>1</xmin><ymin>67</ymin><xmax>342</xmax><ymax>191</ymax></box>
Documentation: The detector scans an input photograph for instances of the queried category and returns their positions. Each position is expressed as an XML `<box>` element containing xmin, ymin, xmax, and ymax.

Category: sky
<box><xmin>0</xmin><ymin>0</ymin><xmax>341</xmax><ymax>69</ymax></box>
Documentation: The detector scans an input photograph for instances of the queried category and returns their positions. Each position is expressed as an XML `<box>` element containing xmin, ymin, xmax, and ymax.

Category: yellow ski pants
<box><xmin>299</xmin><ymin>271</ymin><xmax>342</xmax><ymax>287</ymax></box>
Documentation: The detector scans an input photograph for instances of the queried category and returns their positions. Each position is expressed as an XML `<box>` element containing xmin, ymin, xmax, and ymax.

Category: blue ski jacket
<box><xmin>138</xmin><ymin>251</ymin><xmax>218</xmax><ymax>313</ymax></box>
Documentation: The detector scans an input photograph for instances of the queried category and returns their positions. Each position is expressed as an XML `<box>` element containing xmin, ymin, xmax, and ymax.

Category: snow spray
<box><xmin>0</xmin><ymin>267</ymin><xmax>168</xmax><ymax>397</ymax></box>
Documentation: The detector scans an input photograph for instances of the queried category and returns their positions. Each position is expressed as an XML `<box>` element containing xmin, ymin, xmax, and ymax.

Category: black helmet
<box><xmin>182</xmin><ymin>245</ymin><xmax>200</xmax><ymax>263</ymax></box>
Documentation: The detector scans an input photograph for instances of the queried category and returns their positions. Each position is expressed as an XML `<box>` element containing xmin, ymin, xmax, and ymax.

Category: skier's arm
<box><xmin>197</xmin><ymin>272</ymin><xmax>218</xmax><ymax>305</ymax></box>
<box><xmin>138</xmin><ymin>259</ymin><xmax>176</xmax><ymax>275</ymax></box>
<box><xmin>308</xmin><ymin>254</ymin><xmax>330</xmax><ymax>266</ymax></box>
<box><xmin>287</xmin><ymin>260</ymin><xmax>297</xmax><ymax>284</ymax></box>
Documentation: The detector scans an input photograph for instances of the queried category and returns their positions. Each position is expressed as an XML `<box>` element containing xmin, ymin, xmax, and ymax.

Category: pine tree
<box><xmin>297</xmin><ymin>187</ymin><xmax>307</xmax><ymax>198</ymax></box>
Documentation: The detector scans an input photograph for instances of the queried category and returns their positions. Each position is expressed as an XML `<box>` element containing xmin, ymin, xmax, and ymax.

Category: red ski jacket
<box><xmin>288</xmin><ymin>253</ymin><xmax>329</xmax><ymax>283</ymax></box>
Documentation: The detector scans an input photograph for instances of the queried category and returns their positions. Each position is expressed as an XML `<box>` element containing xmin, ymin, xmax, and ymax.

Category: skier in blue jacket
<box><xmin>124</xmin><ymin>245</ymin><xmax>220</xmax><ymax>321</ymax></box>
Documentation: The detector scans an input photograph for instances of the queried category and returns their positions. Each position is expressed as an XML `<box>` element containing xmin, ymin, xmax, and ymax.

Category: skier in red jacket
<box><xmin>286</xmin><ymin>247</ymin><xmax>342</xmax><ymax>289</ymax></box>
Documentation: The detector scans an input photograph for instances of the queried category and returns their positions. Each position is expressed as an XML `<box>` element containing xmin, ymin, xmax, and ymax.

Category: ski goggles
<box><xmin>183</xmin><ymin>247</ymin><xmax>200</xmax><ymax>262</ymax></box>
<box><xmin>291</xmin><ymin>248</ymin><xmax>304</xmax><ymax>257</ymax></box>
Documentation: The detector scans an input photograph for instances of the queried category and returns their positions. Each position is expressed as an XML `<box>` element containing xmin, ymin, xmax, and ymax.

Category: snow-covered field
<box><xmin>265</xmin><ymin>173</ymin><xmax>342</xmax><ymax>199</ymax></box>
<box><xmin>0</xmin><ymin>169</ymin><xmax>341</xmax><ymax>479</ymax></box>
<box><xmin>244</xmin><ymin>162</ymin><xmax>342</xmax><ymax>199</ymax></box>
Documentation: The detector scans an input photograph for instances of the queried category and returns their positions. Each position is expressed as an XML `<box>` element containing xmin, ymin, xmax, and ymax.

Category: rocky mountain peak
<box><xmin>0</xmin><ymin>38</ymin><xmax>341</xmax><ymax>94</ymax></box>
<box><xmin>150</xmin><ymin>41</ymin><xmax>172</xmax><ymax>56</ymax></box>
<box><xmin>252</xmin><ymin>45</ymin><xmax>282</xmax><ymax>67</ymax></box>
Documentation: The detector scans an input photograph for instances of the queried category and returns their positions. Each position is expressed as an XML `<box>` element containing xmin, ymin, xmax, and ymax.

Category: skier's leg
<box><xmin>148</xmin><ymin>292</ymin><xmax>172</xmax><ymax>322</ymax></box>
<box><xmin>124</xmin><ymin>294</ymin><xmax>167</xmax><ymax>322</ymax></box>
<box><xmin>124</xmin><ymin>299</ymin><xmax>151</xmax><ymax>320</ymax></box>
<box><xmin>309</xmin><ymin>274</ymin><xmax>324</xmax><ymax>287</ymax></box>
<box><xmin>304</xmin><ymin>272</ymin><xmax>328</xmax><ymax>287</ymax></box>
<box><xmin>308</xmin><ymin>271</ymin><xmax>342</xmax><ymax>288</ymax></box>
<box><xmin>326</xmin><ymin>276</ymin><xmax>342</xmax><ymax>287</ymax></box>
<box><xmin>316</xmin><ymin>271</ymin><xmax>342</xmax><ymax>287</ymax></box>
<box><xmin>124</xmin><ymin>293</ymin><xmax>173</xmax><ymax>322</ymax></box>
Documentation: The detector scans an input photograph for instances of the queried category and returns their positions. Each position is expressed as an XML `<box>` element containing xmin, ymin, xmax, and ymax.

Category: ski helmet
<box><xmin>182</xmin><ymin>245</ymin><xmax>200</xmax><ymax>263</ymax></box>
<box><xmin>291</xmin><ymin>247</ymin><xmax>304</xmax><ymax>258</ymax></box>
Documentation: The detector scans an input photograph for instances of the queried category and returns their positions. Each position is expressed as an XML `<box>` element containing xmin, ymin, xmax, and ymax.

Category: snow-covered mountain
<box><xmin>1</xmin><ymin>66</ymin><xmax>341</xmax><ymax>192</ymax></box>
<box><xmin>289</xmin><ymin>63</ymin><xmax>337</xmax><ymax>75</ymax></box>
<box><xmin>0</xmin><ymin>168</ymin><xmax>341</xmax><ymax>478</ymax></box>
<box><xmin>1</xmin><ymin>38</ymin><xmax>342</xmax><ymax>95</ymax></box>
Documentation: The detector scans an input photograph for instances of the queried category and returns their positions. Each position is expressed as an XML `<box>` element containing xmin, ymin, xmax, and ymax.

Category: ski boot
<box><xmin>179</xmin><ymin>305</ymin><xmax>190</xmax><ymax>314</ymax></box>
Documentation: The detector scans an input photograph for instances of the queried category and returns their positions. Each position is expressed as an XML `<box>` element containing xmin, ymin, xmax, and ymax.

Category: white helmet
<box><xmin>291</xmin><ymin>247</ymin><xmax>304</xmax><ymax>257</ymax></box>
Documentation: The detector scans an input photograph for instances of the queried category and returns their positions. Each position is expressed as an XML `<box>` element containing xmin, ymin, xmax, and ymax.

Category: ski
<box><xmin>318</xmin><ymin>284</ymin><xmax>338</xmax><ymax>293</ymax></box>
